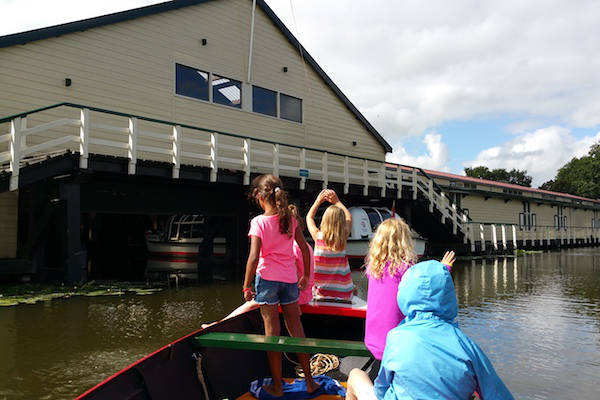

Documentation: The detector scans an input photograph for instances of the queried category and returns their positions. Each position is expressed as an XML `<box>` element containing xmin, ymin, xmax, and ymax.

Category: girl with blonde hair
<box><xmin>364</xmin><ymin>217</ymin><xmax>455</xmax><ymax>378</ymax></box>
<box><xmin>306</xmin><ymin>189</ymin><xmax>354</xmax><ymax>301</ymax></box>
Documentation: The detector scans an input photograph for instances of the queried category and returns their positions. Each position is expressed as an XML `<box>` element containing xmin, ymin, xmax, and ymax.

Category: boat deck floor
<box><xmin>236</xmin><ymin>380</ymin><xmax>347</xmax><ymax>400</ymax></box>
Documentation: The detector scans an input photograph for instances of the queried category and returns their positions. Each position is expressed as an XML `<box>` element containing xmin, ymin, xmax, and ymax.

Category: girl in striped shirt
<box><xmin>306</xmin><ymin>189</ymin><xmax>354</xmax><ymax>301</ymax></box>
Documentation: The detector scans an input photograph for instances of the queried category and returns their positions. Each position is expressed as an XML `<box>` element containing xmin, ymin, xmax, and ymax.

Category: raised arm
<box><xmin>327</xmin><ymin>190</ymin><xmax>352</xmax><ymax>237</ymax></box>
<box><xmin>306</xmin><ymin>190</ymin><xmax>327</xmax><ymax>242</ymax></box>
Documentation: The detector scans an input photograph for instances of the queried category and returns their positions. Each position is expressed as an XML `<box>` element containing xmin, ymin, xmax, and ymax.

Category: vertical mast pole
<box><xmin>247</xmin><ymin>0</ymin><xmax>257</xmax><ymax>83</ymax></box>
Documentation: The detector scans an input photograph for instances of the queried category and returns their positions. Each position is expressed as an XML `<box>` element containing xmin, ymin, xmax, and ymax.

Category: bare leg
<box><xmin>346</xmin><ymin>368</ymin><xmax>376</xmax><ymax>400</ymax></box>
<box><xmin>281</xmin><ymin>302</ymin><xmax>320</xmax><ymax>393</ymax></box>
<box><xmin>260</xmin><ymin>304</ymin><xmax>284</xmax><ymax>397</ymax></box>
<box><xmin>201</xmin><ymin>301</ymin><xmax>259</xmax><ymax>329</ymax></box>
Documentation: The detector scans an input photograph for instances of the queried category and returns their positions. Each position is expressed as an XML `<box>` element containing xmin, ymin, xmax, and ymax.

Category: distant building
<box><xmin>426</xmin><ymin>169</ymin><xmax>600</xmax><ymax>250</ymax></box>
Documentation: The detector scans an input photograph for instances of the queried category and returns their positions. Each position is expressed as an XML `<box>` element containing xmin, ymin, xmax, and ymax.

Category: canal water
<box><xmin>1</xmin><ymin>248</ymin><xmax>599</xmax><ymax>399</ymax></box>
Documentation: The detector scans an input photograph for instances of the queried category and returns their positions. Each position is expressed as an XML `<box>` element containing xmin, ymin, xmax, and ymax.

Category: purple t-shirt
<box><xmin>365</xmin><ymin>261</ymin><xmax>411</xmax><ymax>360</ymax></box>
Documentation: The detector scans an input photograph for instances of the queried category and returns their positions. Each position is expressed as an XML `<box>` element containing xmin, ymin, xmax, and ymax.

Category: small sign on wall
<box><xmin>299</xmin><ymin>169</ymin><xmax>309</xmax><ymax>178</ymax></box>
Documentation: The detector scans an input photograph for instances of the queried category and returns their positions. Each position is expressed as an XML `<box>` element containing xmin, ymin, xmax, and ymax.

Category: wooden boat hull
<box><xmin>76</xmin><ymin>300</ymin><xmax>367</xmax><ymax>400</ymax></box>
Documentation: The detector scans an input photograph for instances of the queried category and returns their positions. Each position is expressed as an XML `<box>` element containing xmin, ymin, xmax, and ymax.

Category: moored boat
<box><xmin>347</xmin><ymin>207</ymin><xmax>426</xmax><ymax>268</ymax></box>
<box><xmin>75</xmin><ymin>298</ymin><xmax>369</xmax><ymax>400</ymax></box>
<box><xmin>145</xmin><ymin>214</ymin><xmax>227</xmax><ymax>279</ymax></box>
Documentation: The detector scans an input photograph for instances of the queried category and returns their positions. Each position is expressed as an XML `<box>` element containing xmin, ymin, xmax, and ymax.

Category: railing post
<box><xmin>480</xmin><ymin>224</ymin><xmax>486</xmax><ymax>252</ymax></box>
<box><xmin>396</xmin><ymin>165</ymin><xmax>402</xmax><ymax>199</ymax></box>
<box><xmin>501</xmin><ymin>224</ymin><xmax>507</xmax><ymax>250</ymax></box>
<box><xmin>243</xmin><ymin>138</ymin><xmax>252</xmax><ymax>186</ymax></box>
<box><xmin>469</xmin><ymin>222</ymin><xmax>475</xmax><ymax>251</ymax></box>
<box><xmin>463</xmin><ymin>214</ymin><xmax>469</xmax><ymax>245</ymax></box>
<box><xmin>210</xmin><ymin>132</ymin><xmax>218</xmax><ymax>182</ymax></box>
<box><xmin>440</xmin><ymin>192</ymin><xmax>446</xmax><ymax>223</ymax></box>
<box><xmin>491</xmin><ymin>224</ymin><xmax>498</xmax><ymax>251</ymax></box>
<box><xmin>512</xmin><ymin>225</ymin><xmax>517</xmax><ymax>249</ymax></box>
<box><xmin>411</xmin><ymin>168</ymin><xmax>417</xmax><ymax>200</ymax></box>
<box><xmin>428</xmin><ymin>180</ymin><xmax>434</xmax><ymax>213</ymax></box>
<box><xmin>451</xmin><ymin>203</ymin><xmax>457</xmax><ymax>235</ymax></box>
<box><xmin>9</xmin><ymin>117</ymin><xmax>22</xmax><ymax>191</ymax></box>
<box><xmin>20</xmin><ymin>117</ymin><xmax>27</xmax><ymax>151</ymax></box>
<box><xmin>79</xmin><ymin>108</ymin><xmax>89</xmax><ymax>169</ymax></box>
<box><xmin>172</xmin><ymin>125</ymin><xmax>181</xmax><ymax>179</ymax></box>
<box><xmin>321</xmin><ymin>151</ymin><xmax>328</xmax><ymax>189</ymax></box>
<box><xmin>128</xmin><ymin>117</ymin><xmax>137</xmax><ymax>175</ymax></box>
<box><xmin>362</xmin><ymin>159</ymin><xmax>368</xmax><ymax>196</ymax></box>
<box><xmin>299</xmin><ymin>148</ymin><xmax>306</xmax><ymax>190</ymax></box>
<box><xmin>379</xmin><ymin>162</ymin><xmax>385</xmax><ymax>197</ymax></box>
<box><xmin>343</xmin><ymin>156</ymin><xmax>349</xmax><ymax>194</ymax></box>
<box><xmin>273</xmin><ymin>143</ymin><xmax>280</xmax><ymax>177</ymax></box>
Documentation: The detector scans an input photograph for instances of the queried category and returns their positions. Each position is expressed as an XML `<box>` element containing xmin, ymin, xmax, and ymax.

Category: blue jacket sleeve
<box><xmin>373</xmin><ymin>346</ymin><xmax>394</xmax><ymax>399</ymax></box>
<box><xmin>471</xmin><ymin>341</ymin><xmax>514</xmax><ymax>400</ymax></box>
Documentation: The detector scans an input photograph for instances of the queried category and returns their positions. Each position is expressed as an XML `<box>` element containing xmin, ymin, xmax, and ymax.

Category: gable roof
<box><xmin>0</xmin><ymin>0</ymin><xmax>392</xmax><ymax>153</ymax></box>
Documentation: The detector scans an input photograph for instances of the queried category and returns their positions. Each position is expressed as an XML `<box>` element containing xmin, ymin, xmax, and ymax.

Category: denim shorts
<box><xmin>254</xmin><ymin>275</ymin><xmax>299</xmax><ymax>305</ymax></box>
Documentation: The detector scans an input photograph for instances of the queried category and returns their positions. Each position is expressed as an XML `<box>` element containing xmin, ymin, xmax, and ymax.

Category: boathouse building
<box><xmin>0</xmin><ymin>0</ymin><xmax>597</xmax><ymax>283</ymax></box>
<box><xmin>0</xmin><ymin>0</ymin><xmax>413</xmax><ymax>282</ymax></box>
<box><xmin>425</xmin><ymin>170</ymin><xmax>600</xmax><ymax>253</ymax></box>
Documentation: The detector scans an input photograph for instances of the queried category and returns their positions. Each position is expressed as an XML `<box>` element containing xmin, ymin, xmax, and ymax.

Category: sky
<box><xmin>2</xmin><ymin>0</ymin><xmax>600</xmax><ymax>187</ymax></box>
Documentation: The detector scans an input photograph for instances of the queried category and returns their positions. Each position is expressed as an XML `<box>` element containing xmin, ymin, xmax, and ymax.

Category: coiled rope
<box><xmin>294</xmin><ymin>353</ymin><xmax>340</xmax><ymax>377</ymax></box>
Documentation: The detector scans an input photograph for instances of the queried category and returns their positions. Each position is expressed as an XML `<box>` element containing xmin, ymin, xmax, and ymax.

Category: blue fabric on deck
<box><xmin>249</xmin><ymin>375</ymin><xmax>346</xmax><ymax>400</ymax></box>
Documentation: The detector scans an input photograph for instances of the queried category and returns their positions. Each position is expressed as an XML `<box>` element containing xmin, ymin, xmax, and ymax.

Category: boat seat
<box><xmin>193</xmin><ymin>332</ymin><xmax>371</xmax><ymax>357</ymax></box>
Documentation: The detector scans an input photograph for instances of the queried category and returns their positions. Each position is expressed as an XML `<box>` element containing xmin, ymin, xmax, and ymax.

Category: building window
<box><xmin>280</xmin><ymin>93</ymin><xmax>302</xmax><ymax>122</ymax></box>
<box><xmin>519</xmin><ymin>202</ymin><xmax>535</xmax><ymax>231</ymax></box>
<box><xmin>175</xmin><ymin>63</ymin><xmax>209</xmax><ymax>101</ymax></box>
<box><xmin>554</xmin><ymin>206</ymin><xmax>565</xmax><ymax>231</ymax></box>
<box><xmin>253</xmin><ymin>86</ymin><xmax>277</xmax><ymax>117</ymax></box>
<box><xmin>212</xmin><ymin>74</ymin><xmax>241</xmax><ymax>108</ymax></box>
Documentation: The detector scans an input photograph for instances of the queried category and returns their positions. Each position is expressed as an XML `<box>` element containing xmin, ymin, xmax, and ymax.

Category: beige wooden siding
<box><xmin>462</xmin><ymin>196</ymin><xmax>523</xmax><ymax>225</ymax></box>
<box><xmin>0</xmin><ymin>191</ymin><xmax>18</xmax><ymax>258</ymax></box>
<box><xmin>0</xmin><ymin>0</ymin><xmax>386</xmax><ymax>161</ymax></box>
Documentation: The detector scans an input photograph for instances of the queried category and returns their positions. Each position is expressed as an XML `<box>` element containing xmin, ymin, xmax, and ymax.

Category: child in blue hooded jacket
<box><xmin>347</xmin><ymin>260</ymin><xmax>514</xmax><ymax>400</ymax></box>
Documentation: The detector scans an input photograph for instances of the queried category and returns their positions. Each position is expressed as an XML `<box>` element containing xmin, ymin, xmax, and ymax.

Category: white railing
<box><xmin>0</xmin><ymin>103</ymin><xmax>471</xmax><ymax>239</ymax></box>
<box><xmin>467</xmin><ymin>222</ymin><xmax>600</xmax><ymax>252</ymax></box>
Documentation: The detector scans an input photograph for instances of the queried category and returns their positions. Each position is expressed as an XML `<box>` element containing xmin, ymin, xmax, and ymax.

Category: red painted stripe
<box><xmin>150</xmin><ymin>251</ymin><xmax>199</xmax><ymax>256</ymax></box>
<box><xmin>316</xmin><ymin>289</ymin><xmax>353</xmax><ymax>299</ymax></box>
<box><xmin>300</xmin><ymin>303</ymin><xmax>366</xmax><ymax>318</ymax></box>
<box><xmin>148</xmin><ymin>258</ymin><xmax>197</xmax><ymax>263</ymax></box>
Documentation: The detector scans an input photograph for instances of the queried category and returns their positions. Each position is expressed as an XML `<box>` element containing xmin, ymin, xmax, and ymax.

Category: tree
<box><xmin>464</xmin><ymin>166</ymin><xmax>533</xmax><ymax>187</ymax></box>
<box><xmin>539</xmin><ymin>142</ymin><xmax>600</xmax><ymax>199</ymax></box>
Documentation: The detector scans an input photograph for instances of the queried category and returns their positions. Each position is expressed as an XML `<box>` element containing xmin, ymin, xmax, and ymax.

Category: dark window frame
<box><xmin>212</xmin><ymin>74</ymin><xmax>242</xmax><ymax>109</ymax></box>
<box><xmin>279</xmin><ymin>93</ymin><xmax>303</xmax><ymax>123</ymax></box>
<box><xmin>175</xmin><ymin>63</ymin><xmax>209</xmax><ymax>101</ymax></box>
<box><xmin>252</xmin><ymin>85</ymin><xmax>278</xmax><ymax>117</ymax></box>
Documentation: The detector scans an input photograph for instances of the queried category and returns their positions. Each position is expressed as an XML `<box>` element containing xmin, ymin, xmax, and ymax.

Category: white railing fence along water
<box><xmin>0</xmin><ymin>103</ymin><xmax>472</xmax><ymax>238</ymax></box>
<box><xmin>466</xmin><ymin>222</ymin><xmax>600</xmax><ymax>252</ymax></box>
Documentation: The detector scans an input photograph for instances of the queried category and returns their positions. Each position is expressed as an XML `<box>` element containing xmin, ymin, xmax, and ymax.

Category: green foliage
<box><xmin>0</xmin><ymin>281</ymin><xmax>163</xmax><ymax>307</ymax></box>
<box><xmin>464</xmin><ymin>166</ymin><xmax>533</xmax><ymax>187</ymax></box>
<box><xmin>539</xmin><ymin>141</ymin><xmax>600</xmax><ymax>199</ymax></box>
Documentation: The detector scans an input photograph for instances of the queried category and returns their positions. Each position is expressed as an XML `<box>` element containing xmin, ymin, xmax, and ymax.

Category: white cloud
<box><xmin>387</xmin><ymin>132</ymin><xmax>450</xmax><ymax>171</ymax></box>
<box><xmin>265</xmin><ymin>0</ymin><xmax>600</xmax><ymax>140</ymax></box>
<box><xmin>464</xmin><ymin>127</ymin><xmax>600</xmax><ymax>186</ymax></box>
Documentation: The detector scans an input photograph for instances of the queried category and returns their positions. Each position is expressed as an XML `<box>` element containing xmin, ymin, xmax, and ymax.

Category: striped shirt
<box><xmin>313</xmin><ymin>233</ymin><xmax>353</xmax><ymax>300</ymax></box>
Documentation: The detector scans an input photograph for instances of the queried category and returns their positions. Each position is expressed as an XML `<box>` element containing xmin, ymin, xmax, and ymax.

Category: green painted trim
<box><xmin>193</xmin><ymin>332</ymin><xmax>371</xmax><ymax>357</ymax></box>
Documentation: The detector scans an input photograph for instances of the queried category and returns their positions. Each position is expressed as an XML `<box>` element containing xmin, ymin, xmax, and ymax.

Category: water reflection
<box><xmin>0</xmin><ymin>249</ymin><xmax>599</xmax><ymax>399</ymax></box>
<box><xmin>453</xmin><ymin>249</ymin><xmax>600</xmax><ymax>399</ymax></box>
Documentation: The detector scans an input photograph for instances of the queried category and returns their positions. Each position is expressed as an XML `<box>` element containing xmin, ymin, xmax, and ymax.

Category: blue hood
<box><xmin>397</xmin><ymin>260</ymin><xmax>457</xmax><ymax>323</ymax></box>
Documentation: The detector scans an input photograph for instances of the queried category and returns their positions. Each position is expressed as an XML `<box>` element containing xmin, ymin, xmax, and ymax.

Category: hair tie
<box><xmin>274</xmin><ymin>187</ymin><xmax>281</xmax><ymax>193</ymax></box>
